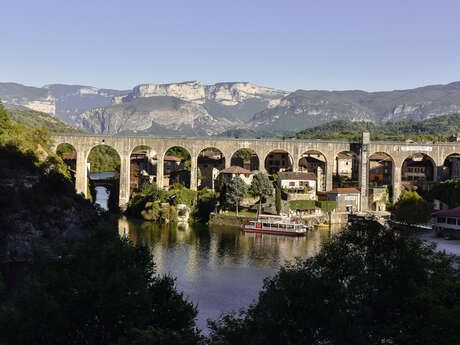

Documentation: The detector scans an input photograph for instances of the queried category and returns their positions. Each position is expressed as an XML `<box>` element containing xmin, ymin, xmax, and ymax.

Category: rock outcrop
<box><xmin>248</xmin><ymin>82</ymin><xmax>460</xmax><ymax>132</ymax></box>
<box><xmin>2</xmin><ymin>80</ymin><xmax>460</xmax><ymax>136</ymax></box>
<box><xmin>114</xmin><ymin>81</ymin><xmax>287</xmax><ymax>106</ymax></box>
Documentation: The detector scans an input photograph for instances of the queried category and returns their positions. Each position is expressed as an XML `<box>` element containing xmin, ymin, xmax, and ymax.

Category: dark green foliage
<box><xmin>193</xmin><ymin>188</ymin><xmax>218</xmax><ymax>223</ymax></box>
<box><xmin>0</xmin><ymin>223</ymin><xmax>202</xmax><ymax>345</ymax></box>
<box><xmin>226</xmin><ymin>176</ymin><xmax>248</xmax><ymax>216</ymax></box>
<box><xmin>127</xmin><ymin>183</ymin><xmax>198</xmax><ymax>221</ymax></box>
<box><xmin>296</xmin><ymin>113</ymin><xmax>460</xmax><ymax>142</ymax></box>
<box><xmin>208</xmin><ymin>221</ymin><xmax>460</xmax><ymax>345</ymax></box>
<box><xmin>275</xmin><ymin>186</ymin><xmax>281</xmax><ymax>215</ymax></box>
<box><xmin>0</xmin><ymin>102</ymin><xmax>12</xmax><ymax>130</ymax></box>
<box><xmin>127</xmin><ymin>182</ymin><xmax>166</xmax><ymax>218</ymax></box>
<box><xmin>250</xmin><ymin>173</ymin><xmax>273</xmax><ymax>213</ymax></box>
<box><xmin>56</xmin><ymin>143</ymin><xmax>76</xmax><ymax>159</ymax></box>
<box><xmin>391</xmin><ymin>190</ymin><xmax>430</xmax><ymax>225</ymax></box>
<box><xmin>88</xmin><ymin>145</ymin><xmax>121</xmax><ymax>173</ymax></box>
<box><xmin>166</xmin><ymin>146</ymin><xmax>191</xmax><ymax>160</ymax></box>
<box><xmin>218</xmin><ymin>176</ymin><xmax>227</xmax><ymax>211</ymax></box>
<box><xmin>424</xmin><ymin>179</ymin><xmax>460</xmax><ymax>208</ymax></box>
<box><xmin>233</xmin><ymin>148</ymin><xmax>254</xmax><ymax>161</ymax></box>
<box><xmin>317</xmin><ymin>200</ymin><xmax>336</xmax><ymax>212</ymax></box>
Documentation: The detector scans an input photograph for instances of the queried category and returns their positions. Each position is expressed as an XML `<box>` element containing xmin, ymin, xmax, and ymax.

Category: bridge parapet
<box><xmin>51</xmin><ymin>133</ymin><xmax>460</xmax><ymax>209</ymax></box>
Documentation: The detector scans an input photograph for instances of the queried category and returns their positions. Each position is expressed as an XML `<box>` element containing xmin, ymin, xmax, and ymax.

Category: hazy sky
<box><xmin>2</xmin><ymin>0</ymin><xmax>459</xmax><ymax>91</ymax></box>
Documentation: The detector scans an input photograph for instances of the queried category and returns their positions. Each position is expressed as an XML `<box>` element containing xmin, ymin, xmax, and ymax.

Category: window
<box><xmin>437</xmin><ymin>216</ymin><xmax>446</xmax><ymax>223</ymax></box>
<box><xmin>289</xmin><ymin>182</ymin><xmax>295</xmax><ymax>186</ymax></box>
<box><xmin>457</xmin><ymin>219</ymin><xmax>460</xmax><ymax>225</ymax></box>
<box><xmin>447</xmin><ymin>218</ymin><xmax>457</xmax><ymax>225</ymax></box>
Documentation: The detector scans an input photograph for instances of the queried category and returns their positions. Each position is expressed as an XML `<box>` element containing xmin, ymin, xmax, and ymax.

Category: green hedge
<box><xmin>289</xmin><ymin>200</ymin><xmax>336</xmax><ymax>211</ymax></box>
<box><xmin>317</xmin><ymin>200</ymin><xmax>336</xmax><ymax>211</ymax></box>
<box><xmin>289</xmin><ymin>200</ymin><xmax>315</xmax><ymax>210</ymax></box>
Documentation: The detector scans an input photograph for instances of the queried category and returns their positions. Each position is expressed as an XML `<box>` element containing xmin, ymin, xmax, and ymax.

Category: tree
<box><xmin>226</xmin><ymin>176</ymin><xmax>248</xmax><ymax>216</ymax></box>
<box><xmin>0</xmin><ymin>224</ymin><xmax>202</xmax><ymax>345</ymax></box>
<box><xmin>391</xmin><ymin>190</ymin><xmax>430</xmax><ymax>225</ymax></box>
<box><xmin>275</xmin><ymin>186</ymin><xmax>281</xmax><ymax>215</ymax></box>
<box><xmin>218</xmin><ymin>176</ymin><xmax>227</xmax><ymax>212</ymax></box>
<box><xmin>0</xmin><ymin>102</ymin><xmax>13</xmax><ymax>131</ymax></box>
<box><xmin>250</xmin><ymin>173</ymin><xmax>273</xmax><ymax>214</ymax></box>
<box><xmin>233</xmin><ymin>148</ymin><xmax>253</xmax><ymax>162</ymax></box>
<box><xmin>208</xmin><ymin>220</ymin><xmax>460</xmax><ymax>345</ymax></box>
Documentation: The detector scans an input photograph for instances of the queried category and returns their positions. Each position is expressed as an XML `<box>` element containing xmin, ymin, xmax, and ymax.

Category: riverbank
<box><xmin>209</xmin><ymin>213</ymin><xmax>255</xmax><ymax>228</ymax></box>
<box><xmin>417</xmin><ymin>231</ymin><xmax>460</xmax><ymax>256</ymax></box>
<box><xmin>209</xmin><ymin>212</ymin><xmax>349</xmax><ymax>228</ymax></box>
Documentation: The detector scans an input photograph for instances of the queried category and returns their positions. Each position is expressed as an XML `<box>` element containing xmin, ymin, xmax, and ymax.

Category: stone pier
<box><xmin>51</xmin><ymin>133</ymin><xmax>460</xmax><ymax>209</ymax></box>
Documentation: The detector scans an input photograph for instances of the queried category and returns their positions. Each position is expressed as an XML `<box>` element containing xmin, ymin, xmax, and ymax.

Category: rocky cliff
<box><xmin>2</xmin><ymin>80</ymin><xmax>460</xmax><ymax>136</ymax></box>
<box><xmin>114</xmin><ymin>81</ymin><xmax>287</xmax><ymax>106</ymax></box>
<box><xmin>248</xmin><ymin>82</ymin><xmax>460</xmax><ymax>132</ymax></box>
<box><xmin>78</xmin><ymin>96</ymin><xmax>232</xmax><ymax>136</ymax></box>
<box><xmin>0</xmin><ymin>83</ymin><xmax>127</xmax><ymax>125</ymax></box>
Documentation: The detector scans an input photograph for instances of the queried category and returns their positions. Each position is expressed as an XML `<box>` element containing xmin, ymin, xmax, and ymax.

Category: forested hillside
<box><xmin>296</xmin><ymin>113</ymin><xmax>460</xmax><ymax>141</ymax></box>
<box><xmin>6</xmin><ymin>108</ymin><xmax>80</xmax><ymax>133</ymax></box>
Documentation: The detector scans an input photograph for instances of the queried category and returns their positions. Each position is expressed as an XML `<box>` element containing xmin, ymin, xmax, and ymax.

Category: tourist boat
<box><xmin>242</xmin><ymin>214</ymin><xmax>311</xmax><ymax>236</ymax></box>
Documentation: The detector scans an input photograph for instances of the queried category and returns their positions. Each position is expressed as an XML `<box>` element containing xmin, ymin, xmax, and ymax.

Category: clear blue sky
<box><xmin>2</xmin><ymin>0</ymin><xmax>459</xmax><ymax>91</ymax></box>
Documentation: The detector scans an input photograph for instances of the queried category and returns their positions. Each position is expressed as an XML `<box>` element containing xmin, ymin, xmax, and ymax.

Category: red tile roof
<box><xmin>432</xmin><ymin>207</ymin><xmax>460</xmax><ymax>218</ymax></box>
<box><xmin>337</xmin><ymin>153</ymin><xmax>353</xmax><ymax>159</ymax></box>
<box><xmin>278</xmin><ymin>171</ymin><xmax>316</xmax><ymax>180</ymax></box>
<box><xmin>220</xmin><ymin>166</ymin><xmax>253</xmax><ymax>174</ymax></box>
<box><xmin>63</xmin><ymin>152</ymin><xmax>77</xmax><ymax>160</ymax></box>
<box><xmin>370</xmin><ymin>153</ymin><xmax>392</xmax><ymax>161</ymax></box>
<box><xmin>164</xmin><ymin>155</ymin><xmax>182</xmax><ymax>162</ymax></box>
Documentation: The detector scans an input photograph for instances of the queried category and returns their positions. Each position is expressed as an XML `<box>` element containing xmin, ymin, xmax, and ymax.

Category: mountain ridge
<box><xmin>1</xmin><ymin>80</ymin><xmax>460</xmax><ymax>136</ymax></box>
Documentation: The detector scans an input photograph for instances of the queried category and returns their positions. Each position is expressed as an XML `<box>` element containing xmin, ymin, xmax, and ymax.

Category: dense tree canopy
<box><xmin>296</xmin><ymin>113</ymin><xmax>460</xmax><ymax>142</ymax></box>
<box><xmin>0</xmin><ymin>223</ymin><xmax>202</xmax><ymax>345</ymax></box>
<box><xmin>226</xmin><ymin>176</ymin><xmax>248</xmax><ymax>216</ymax></box>
<box><xmin>233</xmin><ymin>148</ymin><xmax>254</xmax><ymax>162</ymax></box>
<box><xmin>208</xmin><ymin>221</ymin><xmax>460</xmax><ymax>345</ymax></box>
<box><xmin>391</xmin><ymin>190</ymin><xmax>430</xmax><ymax>225</ymax></box>
<box><xmin>88</xmin><ymin>145</ymin><xmax>121</xmax><ymax>173</ymax></box>
<box><xmin>250</xmin><ymin>173</ymin><xmax>273</xmax><ymax>213</ymax></box>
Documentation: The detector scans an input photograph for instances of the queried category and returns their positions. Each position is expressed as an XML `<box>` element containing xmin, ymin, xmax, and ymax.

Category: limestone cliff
<box><xmin>113</xmin><ymin>81</ymin><xmax>287</xmax><ymax>106</ymax></box>
<box><xmin>248</xmin><ymin>82</ymin><xmax>460</xmax><ymax>132</ymax></box>
<box><xmin>78</xmin><ymin>96</ymin><xmax>231</xmax><ymax>136</ymax></box>
<box><xmin>3</xmin><ymin>80</ymin><xmax>460</xmax><ymax>136</ymax></box>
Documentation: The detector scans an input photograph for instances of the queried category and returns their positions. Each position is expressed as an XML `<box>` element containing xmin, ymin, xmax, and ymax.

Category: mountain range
<box><xmin>1</xmin><ymin>80</ymin><xmax>460</xmax><ymax>136</ymax></box>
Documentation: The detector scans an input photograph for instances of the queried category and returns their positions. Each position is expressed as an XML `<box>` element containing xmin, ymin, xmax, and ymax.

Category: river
<box><xmin>89</xmin><ymin>173</ymin><xmax>115</xmax><ymax>211</ymax></box>
<box><xmin>117</xmin><ymin>217</ymin><xmax>342</xmax><ymax>332</ymax></box>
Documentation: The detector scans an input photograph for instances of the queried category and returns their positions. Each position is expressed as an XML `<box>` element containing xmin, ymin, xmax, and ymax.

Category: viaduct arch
<box><xmin>51</xmin><ymin>133</ymin><xmax>460</xmax><ymax>210</ymax></box>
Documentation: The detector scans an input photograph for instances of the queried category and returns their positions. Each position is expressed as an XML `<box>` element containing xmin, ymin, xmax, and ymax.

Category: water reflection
<box><xmin>118</xmin><ymin>217</ymin><xmax>343</xmax><ymax>331</ymax></box>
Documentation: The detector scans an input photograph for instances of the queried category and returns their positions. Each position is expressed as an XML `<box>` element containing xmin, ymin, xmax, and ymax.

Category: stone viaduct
<box><xmin>51</xmin><ymin>133</ymin><xmax>460</xmax><ymax>210</ymax></box>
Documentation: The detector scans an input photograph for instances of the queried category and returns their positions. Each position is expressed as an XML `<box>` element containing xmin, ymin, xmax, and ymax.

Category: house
<box><xmin>334</xmin><ymin>153</ymin><xmax>358</xmax><ymax>180</ymax></box>
<box><xmin>231</xmin><ymin>152</ymin><xmax>259</xmax><ymax>171</ymax></box>
<box><xmin>298</xmin><ymin>152</ymin><xmax>326</xmax><ymax>191</ymax></box>
<box><xmin>432</xmin><ymin>207</ymin><xmax>460</xmax><ymax>239</ymax></box>
<box><xmin>198</xmin><ymin>151</ymin><xmax>225</xmax><ymax>189</ymax></box>
<box><xmin>218</xmin><ymin>166</ymin><xmax>255</xmax><ymax>185</ymax></box>
<box><xmin>63</xmin><ymin>151</ymin><xmax>77</xmax><ymax>171</ymax></box>
<box><xmin>402</xmin><ymin>153</ymin><xmax>433</xmax><ymax>182</ymax></box>
<box><xmin>368</xmin><ymin>187</ymin><xmax>389</xmax><ymax>212</ymax></box>
<box><xmin>369</xmin><ymin>154</ymin><xmax>392</xmax><ymax>185</ymax></box>
<box><xmin>294</xmin><ymin>205</ymin><xmax>323</xmax><ymax>217</ymax></box>
<box><xmin>266</xmin><ymin>149</ymin><xmax>291</xmax><ymax>173</ymax></box>
<box><xmin>164</xmin><ymin>155</ymin><xmax>183</xmax><ymax>175</ymax></box>
<box><xmin>278</xmin><ymin>171</ymin><xmax>316</xmax><ymax>192</ymax></box>
<box><xmin>327</xmin><ymin>188</ymin><xmax>361</xmax><ymax>212</ymax></box>
<box><xmin>442</xmin><ymin>154</ymin><xmax>460</xmax><ymax>180</ymax></box>
<box><xmin>448</xmin><ymin>133</ymin><xmax>460</xmax><ymax>142</ymax></box>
